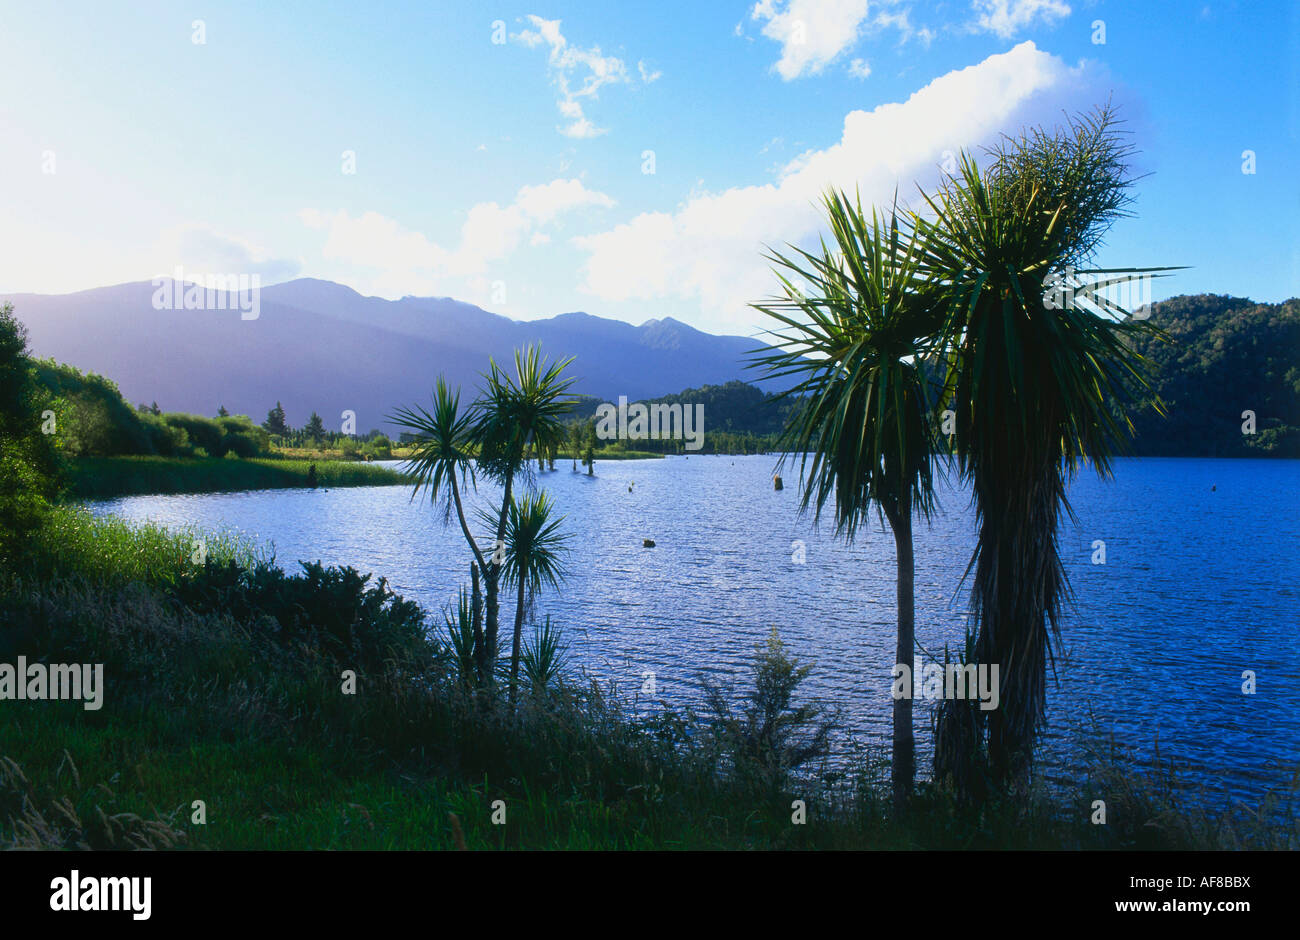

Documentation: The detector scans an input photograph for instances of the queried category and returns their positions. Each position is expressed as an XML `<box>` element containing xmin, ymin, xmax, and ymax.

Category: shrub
<box><xmin>164</xmin><ymin>413</ymin><xmax>227</xmax><ymax>457</ymax></box>
<box><xmin>168</xmin><ymin>558</ymin><xmax>432</xmax><ymax>674</ymax></box>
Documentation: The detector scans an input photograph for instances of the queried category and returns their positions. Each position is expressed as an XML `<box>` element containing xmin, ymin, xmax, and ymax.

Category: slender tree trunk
<box><xmin>470</xmin><ymin>562</ymin><xmax>485</xmax><ymax>686</ymax></box>
<box><xmin>483</xmin><ymin>473</ymin><xmax>514</xmax><ymax>671</ymax></box>
<box><xmin>508</xmin><ymin>575</ymin><xmax>527</xmax><ymax>708</ymax></box>
<box><xmin>450</xmin><ymin>474</ymin><xmax>492</xmax><ymax>687</ymax></box>
<box><xmin>887</xmin><ymin>495</ymin><xmax>916</xmax><ymax>812</ymax></box>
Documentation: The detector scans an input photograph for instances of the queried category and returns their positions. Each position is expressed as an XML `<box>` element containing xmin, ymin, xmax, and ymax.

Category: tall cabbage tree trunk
<box><xmin>509</xmin><ymin>575</ymin><xmax>527</xmax><ymax>707</ymax></box>
<box><xmin>483</xmin><ymin>475</ymin><xmax>514</xmax><ymax>667</ymax></box>
<box><xmin>885</xmin><ymin>493</ymin><xmax>915</xmax><ymax>810</ymax></box>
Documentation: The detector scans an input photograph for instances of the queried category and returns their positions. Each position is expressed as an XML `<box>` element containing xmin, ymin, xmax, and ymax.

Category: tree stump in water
<box><xmin>773</xmin><ymin>474</ymin><xmax>783</xmax><ymax>491</ymax></box>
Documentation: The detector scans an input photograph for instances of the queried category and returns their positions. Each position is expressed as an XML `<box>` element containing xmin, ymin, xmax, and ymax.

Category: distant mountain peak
<box><xmin>3</xmin><ymin>277</ymin><xmax>782</xmax><ymax>431</ymax></box>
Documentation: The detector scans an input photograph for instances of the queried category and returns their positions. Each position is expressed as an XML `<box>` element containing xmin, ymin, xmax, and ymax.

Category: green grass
<box><xmin>27</xmin><ymin>505</ymin><xmax>266</xmax><ymax>587</ymax></box>
<box><xmin>66</xmin><ymin>455</ymin><xmax>410</xmax><ymax>498</ymax></box>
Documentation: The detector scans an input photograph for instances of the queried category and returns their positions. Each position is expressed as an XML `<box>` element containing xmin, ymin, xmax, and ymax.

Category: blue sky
<box><xmin>1</xmin><ymin>0</ymin><xmax>1295</xmax><ymax>335</ymax></box>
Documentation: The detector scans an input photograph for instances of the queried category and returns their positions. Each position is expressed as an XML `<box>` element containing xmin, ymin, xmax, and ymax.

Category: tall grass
<box><xmin>26</xmin><ymin>505</ymin><xmax>267</xmax><ymax>587</ymax></box>
<box><xmin>67</xmin><ymin>456</ymin><xmax>409</xmax><ymax>499</ymax></box>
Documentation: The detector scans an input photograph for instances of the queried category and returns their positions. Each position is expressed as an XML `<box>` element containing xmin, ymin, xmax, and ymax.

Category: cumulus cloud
<box><xmin>300</xmin><ymin>178</ymin><xmax>613</xmax><ymax>298</ymax></box>
<box><xmin>971</xmin><ymin>0</ymin><xmax>1071</xmax><ymax>38</ymax></box>
<box><xmin>751</xmin><ymin>0</ymin><xmax>872</xmax><ymax>79</ymax></box>
<box><xmin>513</xmin><ymin>15</ymin><xmax>653</xmax><ymax>138</ymax></box>
<box><xmin>574</xmin><ymin>42</ymin><xmax>1097</xmax><ymax>333</ymax></box>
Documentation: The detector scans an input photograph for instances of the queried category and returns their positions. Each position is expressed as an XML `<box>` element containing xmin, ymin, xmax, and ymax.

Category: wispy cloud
<box><xmin>513</xmin><ymin>15</ymin><xmax>653</xmax><ymax>139</ymax></box>
<box><xmin>971</xmin><ymin>0</ymin><xmax>1071</xmax><ymax>38</ymax></box>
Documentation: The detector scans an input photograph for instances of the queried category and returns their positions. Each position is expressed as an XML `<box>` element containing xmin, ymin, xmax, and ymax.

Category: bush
<box><xmin>700</xmin><ymin>628</ymin><xmax>836</xmax><ymax>795</ymax></box>
<box><xmin>164</xmin><ymin>413</ymin><xmax>227</xmax><ymax>457</ymax></box>
<box><xmin>0</xmin><ymin>306</ymin><xmax>62</xmax><ymax>561</ymax></box>
<box><xmin>33</xmin><ymin>359</ymin><xmax>152</xmax><ymax>457</ymax></box>
<box><xmin>168</xmin><ymin>558</ymin><xmax>431</xmax><ymax>674</ymax></box>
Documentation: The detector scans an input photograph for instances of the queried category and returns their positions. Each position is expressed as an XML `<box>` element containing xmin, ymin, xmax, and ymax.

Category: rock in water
<box><xmin>643</xmin><ymin>538</ymin><xmax>656</xmax><ymax>548</ymax></box>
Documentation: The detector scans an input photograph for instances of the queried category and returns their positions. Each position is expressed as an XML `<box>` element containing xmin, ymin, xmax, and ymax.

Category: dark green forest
<box><xmin>565</xmin><ymin>293</ymin><xmax>1300</xmax><ymax>458</ymax></box>
<box><xmin>1128</xmin><ymin>294</ymin><xmax>1300</xmax><ymax>457</ymax></box>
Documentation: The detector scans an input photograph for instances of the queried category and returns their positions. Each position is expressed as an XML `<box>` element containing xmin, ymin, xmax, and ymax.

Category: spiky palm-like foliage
<box><xmin>751</xmin><ymin>189</ymin><xmax>944</xmax><ymax>809</ymax></box>
<box><xmin>473</xmin><ymin>346</ymin><xmax>576</xmax><ymax>670</ymax></box>
<box><xmin>489</xmin><ymin>490</ymin><xmax>569</xmax><ymax>707</ymax></box>
<box><xmin>391</xmin><ymin>350</ymin><xmax>576</xmax><ymax>694</ymax></box>
<box><xmin>390</xmin><ymin>378</ymin><xmax>492</xmax><ymax>685</ymax></box>
<box><xmin>916</xmin><ymin>106</ymin><xmax>1173</xmax><ymax>792</ymax></box>
<box><xmin>520</xmin><ymin>615</ymin><xmax>570</xmax><ymax>696</ymax></box>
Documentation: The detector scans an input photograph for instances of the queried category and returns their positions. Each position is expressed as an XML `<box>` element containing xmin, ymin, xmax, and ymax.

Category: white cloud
<box><xmin>751</xmin><ymin>0</ymin><xmax>934</xmax><ymax>79</ymax></box>
<box><xmin>300</xmin><ymin>178</ymin><xmax>614</xmax><ymax>298</ymax></box>
<box><xmin>575</xmin><ymin>42</ymin><xmax>1095</xmax><ymax>333</ymax></box>
<box><xmin>848</xmin><ymin>57</ymin><xmax>872</xmax><ymax>79</ymax></box>
<box><xmin>513</xmin><ymin>15</ymin><xmax>653</xmax><ymax>138</ymax></box>
<box><xmin>751</xmin><ymin>0</ymin><xmax>872</xmax><ymax>79</ymax></box>
<box><xmin>515</xmin><ymin>178</ymin><xmax>615</xmax><ymax>223</ymax></box>
<box><xmin>971</xmin><ymin>0</ymin><xmax>1071</xmax><ymax>38</ymax></box>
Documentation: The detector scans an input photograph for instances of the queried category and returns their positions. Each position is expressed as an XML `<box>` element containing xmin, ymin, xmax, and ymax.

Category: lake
<box><xmin>87</xmin><ymin>455</ymin><xmax>1300</xmax><ymax>808</ymax></box>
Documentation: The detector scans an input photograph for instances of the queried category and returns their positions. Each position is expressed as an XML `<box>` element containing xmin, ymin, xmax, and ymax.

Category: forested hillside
<box><xmin>1129</xmin><ymin>294</ymin><xmax>1300</xmax><ymax>457</ymax></box>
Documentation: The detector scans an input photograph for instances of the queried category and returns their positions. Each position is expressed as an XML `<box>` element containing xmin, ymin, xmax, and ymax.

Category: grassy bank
<box><xmin>1</xmin><ymin>511</ymin><xmax>1292</xmax><ymax>850</ymax></box>
<box><xmin>66</xmin><ymin>455</ymin><xmax>410</xmax><ymax>499</ymax></box>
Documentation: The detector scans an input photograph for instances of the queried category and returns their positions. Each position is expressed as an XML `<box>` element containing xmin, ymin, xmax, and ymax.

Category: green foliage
<box><xmin>169</xmin><ymin>558</ymin><xmax>431</xmax><ymax>674</ymax></box>
<box><xmin>701</xmin><ymin>628</ymin><xmax>836</xmax><ymax>794</ymax></box>
<box><xmin>23</xmin><ymin>505</ymin><xmax>264</xmax><ymax>589</ymax></box>
<box><xmin>262</xmin><ymin>401</ymin><xmax>289</xmax><ymax>436</ymax></box>
<box><xmin>520</xmin><ymin>615</ymin><xmax>569</xmax><ymax>696</ymax></box>
<box><xmin>30</xmin><ymin>360</ymin><xmax>275</xmax><ymax>461</ymax></box>
<box><xmin>303</xmin><ymin>411</ymin><xmax>327</xmax><ymax>441</ymax></box>
<box><xmin>35</xmin><ymin>359</ymin><xmax>153</xmax><ymax>457</ymax></box>
<box><xmin>475</xmin><ymin>345</ymin><xmax>577</xmax><ymax>484</ymax></box>
<box><xmin>495</xmin><ymin>490</ymin><xmax>569</xmax><ymax>601</ymax></box>
<box><xmin>163</xmin><ymin>412</ymin><xmax>228</xmax><ymax>457</ymax></box>
<box><xmin>914</xmin><ymin>104</ymin><xmax>1167</xmax><ymax>789</ymax></box>
<box><xmin>64</xmin><ymin>456</ymin><xmax>407</xmax><ymax>499</ymax></box>
<box><xmin>392</xmin><ymin>348</ymin><xmax>578</xmax><ymax>697</ymax></box>
<box><xmin>753</xmin><ymin>189</ymin><xmax>944</xmax><ymax>538</ymax></box>
<box><xmin>1128</xmin><ymin>294</ymin><xmax>1300</xmax><ymax>456</ymax></box>
<box><xmin>0</xmin><ymin>306</ymin><xmax>62</xmax><ymax>561</ymax></box>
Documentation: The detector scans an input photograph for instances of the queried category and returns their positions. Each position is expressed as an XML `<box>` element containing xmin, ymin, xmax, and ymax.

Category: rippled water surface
<box><xmin>88</xmin><ymin>456</ymin><xmax>1300</xmax><ymax>805</ymax></box>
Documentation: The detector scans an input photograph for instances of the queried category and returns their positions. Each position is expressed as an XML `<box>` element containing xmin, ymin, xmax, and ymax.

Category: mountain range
<box><xmin>1</xmin><ymin>279</ymin><xmax>778</xmax><ymax>433</ymax></box>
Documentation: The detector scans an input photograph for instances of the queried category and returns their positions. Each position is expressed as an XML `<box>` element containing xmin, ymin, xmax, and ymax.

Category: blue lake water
<box><xmin>87</xmin><ymin>455</ymin><xmax>1300</xmax><ymax>808</ymax></box>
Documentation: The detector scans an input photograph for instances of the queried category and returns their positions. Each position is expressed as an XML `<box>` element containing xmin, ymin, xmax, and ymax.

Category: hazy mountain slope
<box><xmin>4</xmin><ymin>278</ymin><xmax>778</xmax><ymax>433</ymax></box>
